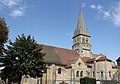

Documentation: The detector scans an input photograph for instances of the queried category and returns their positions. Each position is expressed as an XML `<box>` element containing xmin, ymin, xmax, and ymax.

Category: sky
<box><xmin>0</xmin><ymin>0</ymin><xmax>120</xmax><ymax>61</ymax></box>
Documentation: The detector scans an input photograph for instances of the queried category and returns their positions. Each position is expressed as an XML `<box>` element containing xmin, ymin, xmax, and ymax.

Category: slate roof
<box><xmin>116</xmin><ymin>57</ymin><xmax>120</xmax><ymax>61</ymax></box>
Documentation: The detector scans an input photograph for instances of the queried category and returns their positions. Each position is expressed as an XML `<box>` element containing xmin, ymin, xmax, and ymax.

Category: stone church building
<box><xmin>22</xmin><ymin>8</ymin><xmax>117</xmax><ymax>84</ymax></box>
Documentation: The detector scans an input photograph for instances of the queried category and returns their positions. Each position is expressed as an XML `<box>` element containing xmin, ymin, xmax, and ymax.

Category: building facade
<box><xmin>113</xmin><ymin>57</ymin><xmax>120</xmax><ymax>83</ymax></box>
<box><xmin>21</xmin><ymin>8</ymin><xmax>118</xmax><ymax>84</ymax></box>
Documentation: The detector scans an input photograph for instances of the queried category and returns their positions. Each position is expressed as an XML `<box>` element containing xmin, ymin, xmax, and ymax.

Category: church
<box><xmin>21</xmin><ymin>8</ymin><xmax>118</xmax><ymax>84</ymax></box>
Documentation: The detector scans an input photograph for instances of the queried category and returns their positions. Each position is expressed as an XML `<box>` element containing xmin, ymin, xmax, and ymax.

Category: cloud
<box><xmin>103</xmin><ymin>11</ymin><xmax>111</xmax><ymax>19</ymax></box>
<box><xmin>0</xmin><ymin>0</ymin><xmax>18</xmax><ymax>7</ymax></box>
<box><xmin>90</xmin><ymin>4</ymin><xmax>96</xmax><ymax>9</ymax></box>
<box><xmin>9</xmin><ymin>9</ymin><xmax>24</xmax><ymax>18</ymax></box>
<box><xmin>0</xmin><ymin>0</ymin><xmax>27</xmax><ymax>18</ymax></box>
<box><xmin>111</xmin><ymin>2</ymin><xmax>120</xmax><ymax>27</ymax></box>
<box><xmin>90</xmin><ymin>4</ymin><xmax>103</xmax><ymax>12</ymax></box>
<box><xmin>90</xmin><ymin>2</ymin><xmax>120</xmax><ymax>27</ymax></box>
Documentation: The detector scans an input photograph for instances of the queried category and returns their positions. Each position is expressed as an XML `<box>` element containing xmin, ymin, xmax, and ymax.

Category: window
<box><xmin>74</xmin><ymin>39</ymin><xmax>76</xmax><ymax>43</ymax></box>
<box><xmin>77</xmin><ymin>37</ymin><xmax>79</xmax><ymax>41</ymax></box>
<box><xmin>82</xmin><ymin>39</ymin><xmax>85</xmax><ymax>43</ymax></box>
<box><xmin>58</xmin><ymin>68</ymin><xmax>61</xmax><ymax>74</ymax></box>
<box><xmin>118</xmin><ymin>76</ymin><xmax>120</xmax><ymax>81</ymax></box>
<box><xmin>109</xmin><ymin>71</ymin><xmax>111</xmax><ymax>78</ymax></box>
<box><xmin>101</xmin><ymin>71</ymin><xmax>104</xmax><ymax>80</ymax></box>
<box><xmin>86</xmin><ymin>39</ymin><xmax>88</xmax><ymax>44</ymax></box>
<box><xmin>93</xmin><ymin>72</ymin><xmax>95</xmax><ymax>77</ymax></box>
<box><xmin>78</xmin><ymin>62</ymin><xmax>81</xmax><ymax>66</ymax></box>
<box><xmin>76</xmin><ymin>71</ymin><xmax>79</xmax><ymax>77</ymax></box>
<box><xmin>37</xmin><ymin>79</ymin><xmax>40</xmax><ymax>84</ymax></box>
<box><xmin>80</xmin><ymin>71</ymin><xmax>83</xmax><ymax>77</ymax></box>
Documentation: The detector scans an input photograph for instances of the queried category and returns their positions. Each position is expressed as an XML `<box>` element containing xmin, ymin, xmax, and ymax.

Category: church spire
<box><xmin>72</xmin><ymin>7</ymin><xmax>92</xmax><ymax>57</ymax></box>
<box><xmin>73</xmin><ymin>7</ymin><xmax>90</xmax><ymax>38</ymax></box>
<box><xmin>78</xmin><ymin>7</ymin><xmax>85</xmax><ymax>27</ymax></box>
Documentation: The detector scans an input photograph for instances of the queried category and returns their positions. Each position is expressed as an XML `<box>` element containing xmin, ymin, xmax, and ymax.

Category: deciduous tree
<box><xmin>0</xmin><ymin>18</ymin><xmax>9</xmax><ymax>56</ymax></box>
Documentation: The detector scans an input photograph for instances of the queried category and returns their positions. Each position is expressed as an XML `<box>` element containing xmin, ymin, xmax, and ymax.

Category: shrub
<box><xmin>80</xmin><ymin>77</ymin><xmax>96</xmax><ymax>84</ymax></box>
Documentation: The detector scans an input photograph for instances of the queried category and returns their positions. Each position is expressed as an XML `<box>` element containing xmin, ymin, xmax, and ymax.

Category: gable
<box><xmin>75</xmin><ymin>58</ymin><xmax>86</xmax><ymax>66</ymax></box>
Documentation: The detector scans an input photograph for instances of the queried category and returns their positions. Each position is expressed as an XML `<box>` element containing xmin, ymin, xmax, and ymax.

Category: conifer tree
<box><xmin>0</xmin><ymin>34</ymin><xmax>45</xmax><ymax>84</ymax></box>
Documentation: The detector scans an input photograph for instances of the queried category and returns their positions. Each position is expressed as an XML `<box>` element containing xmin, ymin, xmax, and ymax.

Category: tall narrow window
<box><xmin>75</xmin><ymin>38</ymin><xmax>76</xmax><ymax>43</ymax></box>
<box><xmin>82</xmin><ymin>39</ymin><xmax>85</xmax><ymax>43</ymax></box>
<box><xmin>76</xmin><ymin>71</ymin><xmax>79</xmax><ymax>77</ymax></box>
<box><xmin>58</xmin><ymin>68</ymin><xmax>61</xmax><ymax>74</ymax></box>
<box><xmin>109</xmin><ymin>71</ymin><xmax>111</xmax><ymax>78</ymax></box>
<box><xmin>86</xmin><ymin>39</ymin><xmax>88</xmax><ymax>44</ymax></box>
<box><xmin>80</xmin><ymin>71</ymin><xmax>83</xmax><ymax>77</ymax></box>
<box><xmin>77</xmin><ymin>37</ymin><xmax>79</xmax><ymax>41</ymax></box>
<box><xmin>37</xmin><ymin>79</ymin><xmax>40</xmax><ymax>84</ymax></box>
<box><xmin>93</xmin><ymin>72</ymin><xmax>95</xmax><ymax>77</ymax></box>
<box><xmin>101</xmin><ymin>71</ymin><xmax>104</xmax><ymax>80</ymax></box>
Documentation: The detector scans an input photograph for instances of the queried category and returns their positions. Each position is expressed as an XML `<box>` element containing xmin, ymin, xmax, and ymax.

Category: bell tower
<box><xmin>72</xmin><ymin>8</ymin><xmax>92</xmax><ymax>57</ymax></box>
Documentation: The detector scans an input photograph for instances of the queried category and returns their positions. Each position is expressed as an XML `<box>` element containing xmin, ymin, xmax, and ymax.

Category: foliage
<box><xmin>0</xmin><ymin>34</ymin><xmax>45</xmax><ymax>83</ymax></box>
<box><xmin>0</xmin><ymin>18</ymin><xmax>9</xmax><ymax>56</ymax></box>
<box><xmin>0</xmin><ymin>18</ymin><xmax>9</xmax><ymax>45</ymax></box>
<box><xmin>80</xmin><ymin>77</ymin><xmax>96</xmax><ymax>84</ymax></box>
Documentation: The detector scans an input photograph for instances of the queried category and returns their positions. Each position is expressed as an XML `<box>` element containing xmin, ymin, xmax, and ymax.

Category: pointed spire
<box><xmin>78</xmin><ymin>7</ymin><xmax>85</xmax><ymax>26</ymax></box>
<box><xmin>73</xmin><ymin>7</ymin><xmax>90</xmax><ymax>37</ymax></box>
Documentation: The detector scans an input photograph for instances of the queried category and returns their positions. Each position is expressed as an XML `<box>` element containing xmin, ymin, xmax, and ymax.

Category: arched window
<box><xmin>86</xmin><ymin>39</ymin><xmax>88</xmax><ymax>44</ymax></box>
<box><xmin>76</xmin><ymin>71</ymin><xmax>79</xmax><ymax>77</ymax></box>
<box><xmin>80</xmin><ymin>71</ymin><xmax>83</xmax><ymax>77</ymax></box>
<box><xmin>58</xmin><ymin>68</ymin><xmax>61</xmax><ymax>74</ymax></box>
<box><xmin>78</xmin><ymin>62</ymin><xmax>81</xmax><ymax>66</ymax></box>
<box><xmin>109</xmin><ymin>71</ymin><xmax>111</xmax><ymax>78</ymax></box>
<box><xmin>101</xmin><ymin>71</ymin><xmax>104</xmax><ymax>80</ymax></box>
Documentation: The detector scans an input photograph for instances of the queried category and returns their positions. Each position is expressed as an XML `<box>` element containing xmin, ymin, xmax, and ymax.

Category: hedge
<box><xmin>80</xmin><ymin>77</ymin><xmax>96</xmax><ymax>84</ymax></box>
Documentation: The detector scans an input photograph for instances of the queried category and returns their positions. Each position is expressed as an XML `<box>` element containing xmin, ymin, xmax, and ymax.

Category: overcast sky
<box><xmin>0</xmin><ymin>0</ymin><xmax>120</xmax><ymax>61</ymax></box>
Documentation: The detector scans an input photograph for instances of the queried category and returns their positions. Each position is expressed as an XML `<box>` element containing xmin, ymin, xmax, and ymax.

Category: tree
<box><xmin>0</xmin><ymin>17</ymin><xmax>9</xmax><ymax>84</ymax></box>
<box><xmin>0</xmin><ymin>34</ymin><xmax>45</xmax><ymax>84</ymax></box>
<box><xmin>0</xmin><ymin>17</ymin><xmax>9</xmax><ymax>57</ymax></box>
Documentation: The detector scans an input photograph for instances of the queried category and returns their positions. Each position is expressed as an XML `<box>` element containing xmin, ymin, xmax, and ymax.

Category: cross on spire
<box><xmin>80</xmin><ymin>3</ymin><xmax>86</xmax><ymax>8</ymax></box>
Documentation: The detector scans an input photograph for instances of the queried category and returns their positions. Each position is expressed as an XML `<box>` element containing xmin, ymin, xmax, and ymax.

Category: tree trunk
<box><xmin>8</xmin><ymin>79</ymin><xmax>12</xmax><ymax>84</ymax></box>
<box><xmin>18</xmin><ymin>75</ymin><xmax>22</xmax><ymax>84</ymax></box>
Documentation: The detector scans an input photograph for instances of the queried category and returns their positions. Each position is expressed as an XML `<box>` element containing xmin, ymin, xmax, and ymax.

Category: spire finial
<box><xmin>80</xmin><ymin>3</ymin><xmax>82</xmax><ymax>8</ymax></box>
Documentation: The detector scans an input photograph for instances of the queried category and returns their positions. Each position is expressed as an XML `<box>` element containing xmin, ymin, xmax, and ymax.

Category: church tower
<box><xmin>72</xmin><ymin>8</ymin><xmax>92</xmax><ymax>57</ymax></box>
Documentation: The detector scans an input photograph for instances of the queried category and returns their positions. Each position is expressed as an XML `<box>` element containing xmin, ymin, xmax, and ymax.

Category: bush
<box><xmin>80</xmin><ymin>77</ymin><xmax>96</xmax><ymax>84</ymax></box>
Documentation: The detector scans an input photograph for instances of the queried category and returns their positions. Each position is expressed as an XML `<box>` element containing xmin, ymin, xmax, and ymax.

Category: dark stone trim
<box><xmin>83</xmin><ymin>48</ymin><xmax>90</xmax><ymax>51</ymax></box>
<box><xmin>72</xmin><ymin>43</ymin><xmax>80</xmax><ymax>46</ymax></box>
<box><xmin>73</xmin><ymin>34</ymin><xmax>91</xmax><ymax>39</ymax></box>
